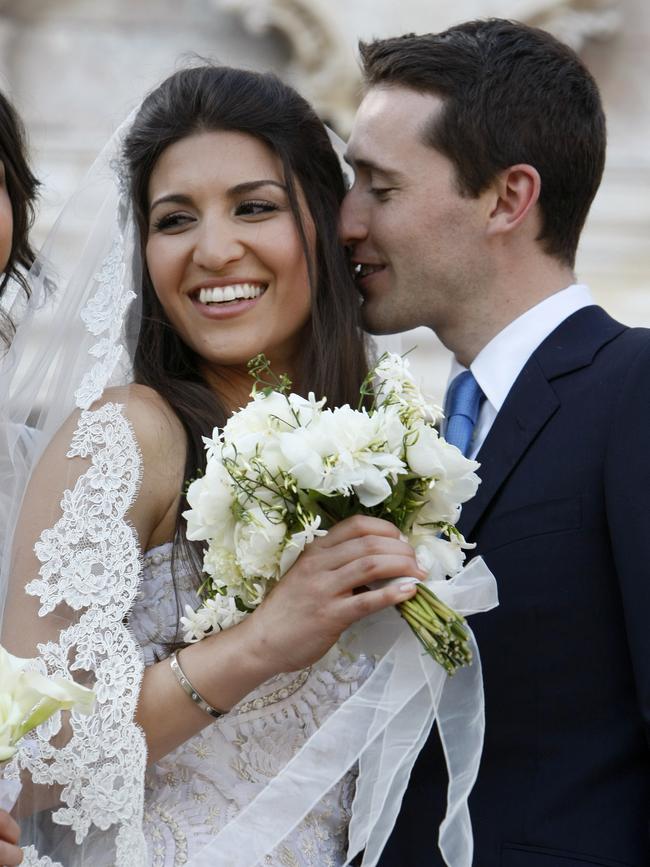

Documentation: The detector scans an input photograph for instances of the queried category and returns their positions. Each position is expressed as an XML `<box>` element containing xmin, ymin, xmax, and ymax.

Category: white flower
<box><xmin>234</xmin><ymin>504</ymin><xmax>287</xmax><ymax>580</ymax></box>
<box><xmin>180</xmin><ymin>603</ymin><xmax>213</xmax><ymax>643</ymax></box>
<box><xmin>374</xmin><ymin>352</ymin><xmax>442</xmax><ymax>423</ymax></box>
<box><xmin>183</xmin><ymin>459</ymin><xmax>236</xmax><ymax>543</ymax></box>
<box><xmin>222</xmin><ymin>391</ymin><xmax>298</xmax><ymax>458</ymax></box>
<box><xmin>406</xmin><ymin>424</ymin><xmax>481</xmax><ymax>524</ymax></box>
<box><xmin>411</xmin><ymin>533</ymin><xmax>467</xmax><ymax>582</ymax></box>
<box><xmin>0</xmin><ymin>694</ymin><xmax>25</xmax><ymax>762</ymax></box>
<box><xmin>203</xmin><ymin>544</ymin><xmax>244</xmax><ymax>589</ymax></box>
<box><xmin>279</xmin><ymin>515</ymin><xmax>328</xmax><ymax>575</ymax></box>
<box><xmin>181</xmin><ymin>595</ymin><xmax>249</xmax><ymax>643</ymax></box>
<box><xmin>374</xmin><ymin>352</ymin><xmax>416</xmax><ymax>388</ymax></box>
<box><xmin>0</xmin><ymin>646</ymin><xmax>95</xmax><ymax>761</ymax></box>
<box><xmin>278</xmin><ymin>404</ymin><xmax>406</xmax><ymax>506</ymax></box>
<box><xmin>203</xmin><ymin>595</ymin><xmax>248</xmax><ymax>630</ymax></box>
<box><xmin>405</xmin><ymin>422</ymin><xmax>448</xmax><ymax>478</ymax></box>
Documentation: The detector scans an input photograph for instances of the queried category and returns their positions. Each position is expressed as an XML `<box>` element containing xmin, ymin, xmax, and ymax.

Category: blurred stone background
<box><xmin>1</xmin><ymin>0</ymin><xmax>648</xmax><ymax>401</ymax></box>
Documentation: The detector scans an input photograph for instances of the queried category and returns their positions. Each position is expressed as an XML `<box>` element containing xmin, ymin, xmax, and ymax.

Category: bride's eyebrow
<box><xmin>149</xmin><ymin>180</ymin><xmax>287</xmax><ymax>212</ymax></box>
<box><xmin>227</xmin><ymin>180</ymin><xmax>287</xmax><ymax>196</ymax></box>
<box><xmin>149</xmin><ymin>192</ymin><xmax>193</xmax><ymax>212</ymax></box>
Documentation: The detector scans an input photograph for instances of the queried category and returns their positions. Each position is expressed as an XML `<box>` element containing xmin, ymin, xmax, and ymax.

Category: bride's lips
<box><xmin>189</xmin><ymin>280</ymin><xmax>268</xmax><ymax>319</ymax></box>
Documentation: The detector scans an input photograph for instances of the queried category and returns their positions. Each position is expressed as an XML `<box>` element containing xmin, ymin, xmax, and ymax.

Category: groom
<box><xmin>341</xmin><ymin>19</ymin><xmax>650</xmax><ymax>866</ymax></box>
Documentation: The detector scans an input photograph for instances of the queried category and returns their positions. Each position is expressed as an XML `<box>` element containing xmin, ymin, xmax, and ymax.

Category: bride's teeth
<box><xmin>197</xmin><ymin>284</ymin><xmax>265</xmax><ymax>305</ymax></box>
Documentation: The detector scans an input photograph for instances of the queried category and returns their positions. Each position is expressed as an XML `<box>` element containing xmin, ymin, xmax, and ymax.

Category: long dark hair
<box><xmin>0</xmin><ymin>90</ymin><xmax>39</xmax><ymax>344</ymax></box>
<box><xmin>360</xmin><ymin>20</ymin><xmax>606</xmax><ymax>268</ymax></box>
<box><xmin>123</xmin><ymin>65</ymin><xmax>368</xmax><ymax>606</ymax></box>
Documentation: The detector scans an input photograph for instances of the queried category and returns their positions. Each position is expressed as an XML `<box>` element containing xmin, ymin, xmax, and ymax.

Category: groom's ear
<box><xmin>485</xmin><ymin>164</ymin><xmax>541</xmax><ymax>238</ymax></box>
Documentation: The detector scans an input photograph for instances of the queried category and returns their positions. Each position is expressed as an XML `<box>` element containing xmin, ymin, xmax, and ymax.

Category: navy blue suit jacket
<box><xmin>379</xmin><ymin>307</ymin><xmax>650</xmax><ymax>867</ymax></box>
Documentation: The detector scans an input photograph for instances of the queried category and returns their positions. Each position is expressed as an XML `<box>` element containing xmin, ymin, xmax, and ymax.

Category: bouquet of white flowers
<box><xmin>182</xmin><ymin>352</ymin><xmax>482</xmax><ymax>675</ymax></box>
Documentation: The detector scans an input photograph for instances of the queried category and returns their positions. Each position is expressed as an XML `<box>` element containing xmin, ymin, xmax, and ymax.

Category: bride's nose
<box><xmin>192</xmin><ymin>219</ymin><xmax>245</xmax><ymax>271</ymax></box>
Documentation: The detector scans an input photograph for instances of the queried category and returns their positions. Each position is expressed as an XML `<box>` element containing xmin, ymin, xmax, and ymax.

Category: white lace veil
<box><xmin>0</xmin><ymin>94</ymin><xmax>497</xmax><ymax>867</ymax></box>
<box><xmin>0</xmin><ymin>112</ymin><xmax>147</xmax><ymax>866</ymax></box>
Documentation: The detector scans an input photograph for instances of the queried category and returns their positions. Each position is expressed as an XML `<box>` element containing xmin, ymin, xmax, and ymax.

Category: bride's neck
<box><xmin>201</xmin><ymin>355</ymin><xmax>301</xmax><ymax>413</ymax></box>
<box><xmin>200</xmin><ymin>364</ymin><xmax>255</xmax><ymax>413</ymax></box>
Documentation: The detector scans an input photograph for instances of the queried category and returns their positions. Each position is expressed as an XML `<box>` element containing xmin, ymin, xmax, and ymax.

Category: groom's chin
<box><xmin>360</xmin><ymin>306</ymin><xmax>402</xmax><ymax>337</ymax></box>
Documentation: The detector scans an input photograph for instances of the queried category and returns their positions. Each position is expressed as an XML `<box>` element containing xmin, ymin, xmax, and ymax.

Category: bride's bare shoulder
<box><xmin>95</xmin><ymin>384</ymin><xmax>185</xmax><ymax>458</ymax></box>
<box><xmin>87</xmin><ymin>384</ymin><xmax>187</xmax><ymax>544</ymax></box>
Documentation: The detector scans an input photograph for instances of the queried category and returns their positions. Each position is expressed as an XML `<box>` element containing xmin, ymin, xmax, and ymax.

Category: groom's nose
<box><xmin>339</xmin><ymin>188</ymin><xmax>368</xmax><ymax>248</ymax></box>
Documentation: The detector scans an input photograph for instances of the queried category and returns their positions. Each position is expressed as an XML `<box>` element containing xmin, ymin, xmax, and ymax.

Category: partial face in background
<box><xmin>340</xmin><ymin>86</ymin><xmax>491</xmax><ymax>337</ymax></box>
<box><xmin>146</xmin><ymin>130</ymin><xmax>313</xmax><ymax>374</ymax></box>
<box><xmin>0</xmin><ymin>162</ymin><xmax>14</xmax><ymax>274</ymax></box>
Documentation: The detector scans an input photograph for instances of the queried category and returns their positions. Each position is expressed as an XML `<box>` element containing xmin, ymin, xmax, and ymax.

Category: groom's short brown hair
<box><xmin>359</xmin><ymin>19</ymin><xmax>606</xmax><ymax>268</ymax></box>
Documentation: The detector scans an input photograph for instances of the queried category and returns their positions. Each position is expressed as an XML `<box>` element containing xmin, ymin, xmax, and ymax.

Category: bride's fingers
<box><xmin>0</xmin><ymin>844</ymin><xmax>23</xmax><ymax>867</ymax></box>
<box><xmin>331</xmin><ymin>553</ymin><xmax>425</xmax><ymax>595</ymax></box>
<box><xmin>0</xmin><ymin>813</ymin><xmax>19</xmax><ymax>848</ymax></box>
<box><xmin>314</xmin><ymin>515</ymin><xmax>401</xmax><ymax>549</ymax></box>
<box><xmin>310</xmin><ymin>534</ymin><xmax>424</xmax><ymax>574</ymax></box>
<box><xmin>337</xmin><ymin>577</ymin><xmax>418</xmax><ymax>624</ymax></box>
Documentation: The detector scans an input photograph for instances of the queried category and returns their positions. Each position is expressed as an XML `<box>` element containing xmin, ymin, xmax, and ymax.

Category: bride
<box><xmin>0</xmin><ymin>65</ymin><xmax>423</xmax><ymax>866</ymax></box>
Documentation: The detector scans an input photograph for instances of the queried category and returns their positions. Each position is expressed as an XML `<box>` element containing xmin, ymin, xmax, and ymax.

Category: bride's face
<box><xmin>146</xmin><ymin>130</ymin><xmax>314</xmax><ymax>374</ymax></box>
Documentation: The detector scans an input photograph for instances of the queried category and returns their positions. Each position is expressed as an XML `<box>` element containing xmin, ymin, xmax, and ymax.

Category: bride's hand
<box><xmin>0</xmin><ymin>810</ymin><xmax>21</xmax><ymax>866</ymax></box>
<box><xmin>138</xmin><ymin>516</ymin><xmax>423</xmax><ymax>763</ymax></box>
<box><xmin>239</xmin><ymin>515</ymin><xmax>423</xmax><ymax>675</ymax></box>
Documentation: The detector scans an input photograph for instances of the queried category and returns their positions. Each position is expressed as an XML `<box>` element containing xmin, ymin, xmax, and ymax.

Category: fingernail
<box><xmin>399</xmin><ymin>532</ymin><xmax>408</xmax><ymax>543</ymax></box>
<box><xmin>399</xmin><ymin>578</ymin><xmax>418</xmax><ymax>592</ymax></box>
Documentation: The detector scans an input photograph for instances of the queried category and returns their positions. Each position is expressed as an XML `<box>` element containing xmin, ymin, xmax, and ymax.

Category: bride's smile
<box><xmin>146</xmin><ymin>129</ymin><xmax>314</xmax><ymax>375</ymax></box>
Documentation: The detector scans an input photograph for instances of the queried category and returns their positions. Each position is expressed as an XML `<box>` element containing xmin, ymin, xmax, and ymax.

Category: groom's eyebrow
<box><xmin>344</xmin><ymin>153</ymin><xmax>401</xmax><ymax>181</ymax></box>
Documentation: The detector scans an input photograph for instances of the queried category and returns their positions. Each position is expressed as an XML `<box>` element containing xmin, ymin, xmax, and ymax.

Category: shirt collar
<box><xmin>448</xmin><ymin>284</ymin><xmax>595</xmax><ymax>413</ymax></box>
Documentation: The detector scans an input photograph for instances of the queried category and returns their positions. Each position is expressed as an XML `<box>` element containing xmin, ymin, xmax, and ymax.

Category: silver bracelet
<box><xmin>169</xmin><ymin>650</ymin><xmax>225</xmax><ymax>719</ymax></box>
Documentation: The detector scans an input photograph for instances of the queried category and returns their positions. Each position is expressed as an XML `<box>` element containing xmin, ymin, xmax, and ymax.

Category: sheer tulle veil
<box><xmin>0</xmin><ymin>97</ymin><xmax>497</xmax><ymax>867</ymax></box>
<box><xmin>0</xmin><ymin>111</ymin><xmax>147</xmax><ymax>866</ymax></box>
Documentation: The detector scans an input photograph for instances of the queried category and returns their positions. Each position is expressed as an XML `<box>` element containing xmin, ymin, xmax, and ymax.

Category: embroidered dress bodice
<box><xmin>128</xmin><ymin>542</ymin><xmax>372</xmax><ymax>867</ymax></box>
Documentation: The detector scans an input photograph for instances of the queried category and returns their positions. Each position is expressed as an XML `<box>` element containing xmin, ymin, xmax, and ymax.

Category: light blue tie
<box><xmin>443</xmin><ymin>371</ymin><xmax>485</xmax><ymax>457</ymax></box>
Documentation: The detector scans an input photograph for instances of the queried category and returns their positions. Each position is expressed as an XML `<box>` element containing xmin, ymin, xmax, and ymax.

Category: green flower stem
<box><xmin>415</xmin><ymin>583</ymin><xmax>465</xmax><ymax>623</ymax></box>
<box><xmin>399</xmin><ymin>599</ymin><xmax>447</xmax><ymax>637</ymax></box>
<box><xmin>397</xmin><ymin>585</ymin><xmax>472</xmax><ymax>676</ymax></box>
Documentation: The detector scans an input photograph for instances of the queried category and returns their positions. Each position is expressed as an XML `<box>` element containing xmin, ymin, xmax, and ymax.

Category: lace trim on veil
<box><xmin>7</xmin><ymin>209</ymin><xmax>148</xmax><ymax>863</ymax></box>
<box><xmin>20</xmin><ymin>845</ymin><xmax>64</xmax><ymax>867</ymax></box>
<box><xmin>21</xmin><ymin>403</ymin><xmax>146</xmax><ymax>856</ymax></box>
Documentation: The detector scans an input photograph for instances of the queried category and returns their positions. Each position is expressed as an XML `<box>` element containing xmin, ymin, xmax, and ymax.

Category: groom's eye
<box><xmin>369</xmin><ymin>187</ymin><xmax>394</xmax><ymax>202</ymax></box>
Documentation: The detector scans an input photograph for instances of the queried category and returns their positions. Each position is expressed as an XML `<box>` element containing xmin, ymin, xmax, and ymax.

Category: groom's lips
<box><xmin>353</xmin><ymin>261</ymin><xmax>386</xmax><ymax>290</ymax></box>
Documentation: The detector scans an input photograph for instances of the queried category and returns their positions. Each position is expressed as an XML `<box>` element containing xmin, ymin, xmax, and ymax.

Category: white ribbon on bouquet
<box><xmin>186</xmin><ymin>555</ymin><xmax>498</xmax><ymax>867</ymax></box>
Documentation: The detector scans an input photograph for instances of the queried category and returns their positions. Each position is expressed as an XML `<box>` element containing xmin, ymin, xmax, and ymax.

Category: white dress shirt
<box><xmin>446</xmin><ymin>284</ymin><xmax>595</xmax><ymax>458</ymax></box>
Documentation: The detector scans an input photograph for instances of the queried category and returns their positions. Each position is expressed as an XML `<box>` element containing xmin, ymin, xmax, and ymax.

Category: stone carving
<box><xmin>216</xmin><ymin>0</ymin><xmax>620</xmax><ymax>132</ymax></box>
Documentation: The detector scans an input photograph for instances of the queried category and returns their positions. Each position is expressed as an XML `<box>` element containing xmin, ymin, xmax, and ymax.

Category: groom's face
<box><xmin>340</xmin><ymin>86</ymin><xmax>489</xmax><ymax>337</ymax></box>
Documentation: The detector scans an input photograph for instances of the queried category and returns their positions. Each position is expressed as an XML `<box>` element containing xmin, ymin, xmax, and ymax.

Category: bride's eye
<box><xmin>235</xmin><ymin>199</ymin><xmax>279</xmax><ymax>217</ymax></box>
<box><xmin>152</xmin><ymin>212</ymin><xmax>193</xmax><ymax>232</ymax></box>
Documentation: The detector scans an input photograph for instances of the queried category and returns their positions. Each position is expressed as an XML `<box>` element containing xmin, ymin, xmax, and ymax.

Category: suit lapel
<box><xmin>457</xmin><ymin>306</ymin><xmax>625</xmax><ymax>541</ymax></box>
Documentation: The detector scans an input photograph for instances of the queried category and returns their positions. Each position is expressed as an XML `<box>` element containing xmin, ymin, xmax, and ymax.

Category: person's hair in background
<box><xmin>0</xmin><ymin>89</ymin><xmax>39</xmax><ymax>344</ymax></box>
<box><xmin>359</xmin><ymin>19</ymin><xmax>606</xmax><ymax>268</ymax></box>
<box><xmin>123</xmin><ymin>64</ymin><xmax>368</xmax><ymax>604</ymax></box>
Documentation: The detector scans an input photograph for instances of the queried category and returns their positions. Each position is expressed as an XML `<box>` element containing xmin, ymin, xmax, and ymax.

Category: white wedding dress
<box><xmin>129</xmin><ymin>542</ymin><xmax>373</xmax><ymax>867</ymax></box>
